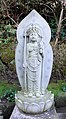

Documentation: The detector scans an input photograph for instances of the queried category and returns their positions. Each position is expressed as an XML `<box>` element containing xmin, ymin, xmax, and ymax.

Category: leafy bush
<box><xmin>0</xmin><ymin>81</ymin><xmax>20</xmax><ymax>102</ymax></box>
<box><xmin>1</xmin><ymin>89</ymin><xmax>16</xmax><ymax>102</ymax></box>
<box><xmin>52</xmin><ymin>43</ymin><xmax>66</xmax><ymax>81</ymax></box>
<box><xmin>0</xmin><ymin>24</ymin><xmax>16</xmax><ymax>46</ymax></box>
<box><xmin>48</xmin><ymin>80</ymin><xmax>66</xmax><ymax>96</ymax></box>
<box><xmin>49</xmin><ymin>19</ymin><xmax>57</xmax><ymax>39</ymax></box>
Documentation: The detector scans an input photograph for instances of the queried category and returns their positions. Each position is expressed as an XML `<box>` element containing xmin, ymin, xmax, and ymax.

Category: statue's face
<box><xmin>29</xmin><ymin>32</ymin><xmax>38</xmax><ymax>42</ymax></box>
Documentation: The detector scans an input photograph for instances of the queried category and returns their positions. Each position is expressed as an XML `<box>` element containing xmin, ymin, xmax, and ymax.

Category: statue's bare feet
<box><xmin>28</xmin><ymin>92</ymin><xmax>33</xmax><ymax>97</ymax></box>
<box><xmin>36</xmin><ymin>92</ymin><xmax>40</xmax><ymax>97</ymax></box>
<box><xmin>41</xmin><ymin>90</ymin><xmax>45</xmax><ymax>95</ymax></box>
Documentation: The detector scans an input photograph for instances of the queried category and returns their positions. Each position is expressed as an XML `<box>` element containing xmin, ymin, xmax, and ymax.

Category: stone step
<box><xmin>56</xmin><ymin>107</ymin><xmax>66</xmax><ymax>113</ymax></box>
<box><xmin>1</xmin><ymin>107</ymin><xmax>66</xmax><ymax>119</ymax></box>
<box><xmin>58</xmin><ymin>113</ymin><xmax>66</xmax><ymax>119</ymax></box>
<box><xmin>0</xmin><ymin>116</ymin><xmax>3</xmax><ymax>119</ymax></box>
<box><xmin>0</xmin><ymin>110</ymin><xmax>3</xmax><ymax>119</ymax></box>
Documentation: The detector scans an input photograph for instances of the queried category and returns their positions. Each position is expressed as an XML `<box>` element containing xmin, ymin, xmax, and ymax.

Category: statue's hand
<box><xmin>23</xmin><ymin>63</ymin><xmax>27</xmax><ymax>68</ymax></box>
<box><xmin>39</xmin><ymin>48</ymin><xmax>44</xmax><ymax>57</ymax></box>
<box><xmin>39</xmin><ymin>48</ymin><xmax>43</xmax><ymax>53</ymax></box>
<box><xmin>38</xmin><ymin>54</ymin><xmax>42</xmax><ymax>62</ymax></box>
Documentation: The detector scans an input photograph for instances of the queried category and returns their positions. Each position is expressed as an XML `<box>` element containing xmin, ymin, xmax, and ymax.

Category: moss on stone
<box><xmin>0</xmin><ymin>41</ymin><xmax>17</xmax><ymax>71</ymax></box>
<box><xmin>1</xmin><ymin>47</ymin><xmax>14</xmax><ymax>63</ymax></box>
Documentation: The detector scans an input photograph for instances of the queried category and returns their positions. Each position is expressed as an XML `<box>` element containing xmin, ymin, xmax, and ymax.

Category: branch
<box><xmin>7</xmin><ymin>15</ymin><xmax>18</xmax><ymax>27</ymax></box>
<box><xmin>61</xmin><ymin>17</ymin><xmax>66</xmax><ymax>23</ymax></box>
<box><xmin>54</xmin><ymin>6</ymin><xmax>64</xmax><ymax>47</ymax></box>
<box><xmin>2</xmin><ymin>0</ymin><xmax>18</xmax><ymax>27</ymax></box>
<box><xmin>62</xmin><ymin>23</ymin><xmax>66</xmax><ymax>29</ymax></box>
<box><xmin>58</xmin><ymin>38</ymin><xmax>66</xmax><ymax>44</ymax></box>
<box><xmin>43</xmin><ymin>4</ymin><xmax>58</xmax><ymax>25</ymax></box>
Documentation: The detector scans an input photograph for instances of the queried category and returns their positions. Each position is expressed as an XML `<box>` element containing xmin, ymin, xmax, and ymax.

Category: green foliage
<box><xmin>61</xmin><ymin>86</ymin><xmax>66</xmax><ymax>92</ymax></box>
<box><xmin>49</xmin><ymin>19</ymin><xmax>57</xmax><ymax>39</ymax></box>
<box><xmin>0</xmin><ymin>24</ymin><xmax>16</xmax><ymax>46</ymax></box>
<box><xmin>61</xmin><ymin>82</ymin><xmax>66</xmax><ymax>92</ymax></box>
<box><xmin>60</xmin><ymin>25</ymin><xmax>66</xmax><ymax>40</ymax></box>
<box><xmin>1</xmin><ymin>89</ymin><xmax>16</xmax><ymax>102</ymax></box>
<box><xmin>49</xmin><ymin>19</ymin><xmax>66</xmax><ymax>40</ymax></box>
<box><xmin>4</xmin><ymin>24</ymin><xmax>16</xmax><ymax>36</ymax></box>
<box><xmin>0</xmin><ymin>38</ymin><xmax>12</xmax><ymax>45</ymax></box>
<box><xmin>48</xmin><ymin>82</ymin><xmax>60</xmax><ymax>96</ymax></box>
<box><xmin>0</xmin><ymin>81</ymin><xmax>20</xmax><ymax>102</ymax></box>
<box><xmin>48</xmin><ymin>80</ymin><xmax>66</xmax><ymax>97</ymax></box>
<box><xmin>0</xmin><ymin>0</ymin><xmax>66</xmax><ymax>41</ymax></box>
<box><xmin>1</xmin><ymin>80</ymin><xmax>66</xmax><ymax>103</ymax></box>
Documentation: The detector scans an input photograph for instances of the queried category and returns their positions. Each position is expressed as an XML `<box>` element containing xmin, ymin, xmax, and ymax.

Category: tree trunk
<box><xmin>55</xmin><ymin>5</ymin><xmax>64</xmax><ymax>46</ymax></box>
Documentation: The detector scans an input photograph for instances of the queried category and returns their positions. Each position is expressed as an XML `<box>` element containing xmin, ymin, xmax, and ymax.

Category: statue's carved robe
<box><xmin>26</xmin><ymin>41</ymin><xmax>44</xmax><ymax>93</ymax></box>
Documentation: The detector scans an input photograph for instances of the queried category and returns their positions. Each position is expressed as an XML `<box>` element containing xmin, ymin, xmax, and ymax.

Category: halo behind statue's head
<box><xmin>17</xmin><ymin>10</ymin><xmax>51</xmax><ymax>45</ymax></box>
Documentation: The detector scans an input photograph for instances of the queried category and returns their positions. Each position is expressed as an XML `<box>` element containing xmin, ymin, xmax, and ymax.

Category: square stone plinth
<box><xmin>10</xmin><ymin>105</ymin><xmax>58</xmax><ymax>119</ymax></box>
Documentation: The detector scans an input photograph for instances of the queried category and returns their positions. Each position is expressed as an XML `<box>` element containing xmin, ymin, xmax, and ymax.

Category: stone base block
<box><xmin>10</xmin><ymin>105</ymin><xmax>58</xmax><ymax>119</ymax></box>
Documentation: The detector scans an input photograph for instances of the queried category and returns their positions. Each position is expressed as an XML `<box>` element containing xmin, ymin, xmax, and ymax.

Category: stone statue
<box><xmin>25</xmin><ymin>25</ymin><xmax>44</xmax><ymax>97</ymax></box>
<box><xmin>15</xmin><ymin>10</ymin><xmax>54</xmax><ymax>114</ymax></box>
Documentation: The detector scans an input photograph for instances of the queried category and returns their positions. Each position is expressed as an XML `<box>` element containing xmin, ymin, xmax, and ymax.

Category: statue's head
<box><xmin>26</xmin><ymin>24</ymin><xmax>41</xmax><ymax>42</ymax></box>
<box><xmin>29</xmin><ymin>31</ymin><xmax>38</xmax><ymax>42</ymax></box>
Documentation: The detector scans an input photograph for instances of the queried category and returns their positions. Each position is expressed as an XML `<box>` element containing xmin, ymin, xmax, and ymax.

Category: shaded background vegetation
<box><xmin>0</xmin><ymin>0</ymin><xmax>66</xmax><ymax>103</ymax></box>
<box><xmin>0</xmin><ymin>2</ymin><xmax>66</xmax><ymax>119</ymax></box>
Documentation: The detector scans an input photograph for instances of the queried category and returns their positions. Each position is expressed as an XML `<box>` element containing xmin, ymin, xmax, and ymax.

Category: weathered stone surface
<box><xmin>58</xmin><ymin>113</ymin><xmax>66</xmax><ymax>119</ymax></box>
<box><xmin>16</xmin><ymin>9</ymin><xmax>53</xmax><ymax>92</ymax></box>
<box><xmin>15</xmin><ymin>90</ymin><xmax>54</xmax><ymax>114</ymax></box>
<box><xmin>15</xmin><ymin>9</ymin><xmax>54</xmax><ymax>114</ymax></box>
<box><xmin>0</xmin><ymin>110</ymin><xmax>3</xmax><ymax>119</ymax></box>
<box><xmin>10</xmin><ymin>105</ymin><xmax>58</xmax><ymax>119</ymax></box>
<box><xmin>0</xmin><ymin>116</ymin><xmax>3</xmax><ymax>119</ymax></box>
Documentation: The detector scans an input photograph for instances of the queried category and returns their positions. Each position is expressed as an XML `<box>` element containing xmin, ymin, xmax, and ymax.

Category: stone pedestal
<box><xmin>15</xmin><ymin>90</ymin><xmax>54</xmax><ymax>113</ymax></box>
<box><xmin>10</xmin><ymin>105</ymin><xmax>58</xmax><ymax>119</ymax></box>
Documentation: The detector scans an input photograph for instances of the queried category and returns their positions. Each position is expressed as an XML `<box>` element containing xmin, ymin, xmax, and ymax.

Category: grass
<box><xmin>48</xmin><ymin>80</ymin><xmax>66</xmax><ymax>107</ymax></box>
<box><xmin>48</xmin><ymin>80</ymin><xmax>66</xmax><ymax>97</ymax></box>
